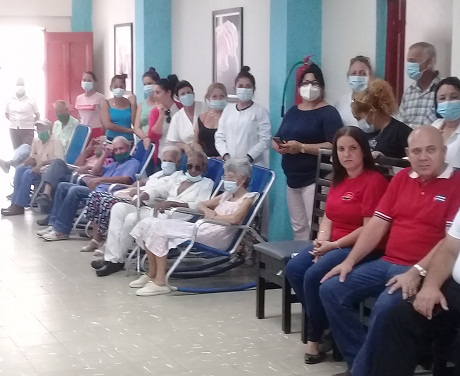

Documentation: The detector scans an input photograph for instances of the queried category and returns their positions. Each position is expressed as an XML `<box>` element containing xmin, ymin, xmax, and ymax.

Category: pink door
<box><xmin>44</xmin><ymin>32</ymin><xmax>93</xmax><ymax>121</ymax></box>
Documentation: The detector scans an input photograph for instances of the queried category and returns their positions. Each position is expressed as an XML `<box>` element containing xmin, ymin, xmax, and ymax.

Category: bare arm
<box><xmin>211</xmin><ymin>197</ymin><xmax>254</xmax><ymax>225</ymax></box>
<box><xmin>280</xmin><ymin>141</ymin><xmax>332</xmax><ymax>155</ymax></box>
<box><xmin>89</xmin><ymin>153</ymin><xmax>107</xmax><ymax>177</ymax></box>
<box><xmin>133</xmin><ymin>102</ymin><xmax>147</xmax><ymax>139</ymax></box>
<box><xmin>129</xmin><ymin>95</ymin><xmax>137</xmax><ymax>127</ymax></box>
<box><xmin>34</xmin><ymin>112</ymin><xmax>40</xmax><ymax>121</ymax></box>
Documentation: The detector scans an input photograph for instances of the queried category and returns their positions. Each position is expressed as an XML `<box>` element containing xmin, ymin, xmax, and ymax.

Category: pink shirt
<box><xmin>75</xmin><ymin>92</ymin><xmax>105</xmax><ymax>129</ymax></box>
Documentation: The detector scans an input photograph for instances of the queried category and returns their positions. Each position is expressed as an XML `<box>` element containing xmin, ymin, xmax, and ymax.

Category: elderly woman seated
<box><xmin>91</xmin><ymin>149</ymin><xmax>214</xmax><ymax>276</ymax></box>
<box><xmin>128</xmin><ymin>158</ymin><xmax>258</xmax><ymax>296</ymax></box>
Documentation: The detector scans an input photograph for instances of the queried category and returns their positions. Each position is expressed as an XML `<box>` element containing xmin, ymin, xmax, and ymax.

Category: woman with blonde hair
<box><xmin>351</xmin><ymin>79</ymin><xmax>412</xmax><ymax>159</ymax></box>
<box><xmin>193</xmin><ymin>83</ymin><xmax>227</xmax><ymax>157</ymax></box>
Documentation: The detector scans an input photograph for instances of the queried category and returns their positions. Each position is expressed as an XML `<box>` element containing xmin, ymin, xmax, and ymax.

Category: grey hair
<box><xmin>112</xmin><ymin>136</ymin><xmax>131</xmax><ymax>148</ymax></box>
<box><xmin>409</xmin><ymin>42</ymin><xmax>437</xmax><ymax>65</ymax></box>
<box><xmin>161</xmin><ymin>145</ymin><xmax>182</xmax><ymax>162</ymax></box>
<box><xmin>224</xmin><ymin>158</ymin><xmax>252</xmax><ymax>185</ymax></box>
<box><xmin>54</xmin><ymin>99</ymin><xmax>68</xmax><ymax>108</ymax></box>
<box><xmin>186</xmin><ymin>150</ymin><xmax>208</xmax><ymax>170</ymax></box>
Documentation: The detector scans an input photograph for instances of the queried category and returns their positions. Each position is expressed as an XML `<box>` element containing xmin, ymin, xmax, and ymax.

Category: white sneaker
<box><xmin>42</xmin><ymin>230</ymin><xmax>69</xmax><ymax>241</ymax></box>
<box><xmin>37</xmin><ymin>226</ymin><xmax>53</xmax><ymax>237</ymax></box>
<box><xmin>129</xmin><ymin>274</ymin><xmax>151</xmax><ymax>288</ymax></box>
<box><xmin>136</xmin><ymin>281</ymin><xmax>171</xmax><ymax>296</ymax></box>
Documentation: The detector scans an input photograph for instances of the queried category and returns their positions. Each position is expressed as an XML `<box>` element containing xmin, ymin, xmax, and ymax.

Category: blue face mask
<box><xmin>406</xmin><ymin>62</ymin><xmax>423</xmax><ymax>81</ymax></box>
<box><xmin>357</xmin><ymin>119</ymin><xmax>374</xmax><ymax>133</ymax></box>
<box><xmin>236</xmin><ymin>88</ymin><xmax>254</xmax><ymax>102</ymax></box>
<box><xmin>437</xmin><ymin>100</ymin><xmax>460</xmax><ymax>121</ymax></box>
<box><xmin>179</xmin><ymin>93</ymin><xmax>195</xmax><ymax>107</ymax></box>
<box><xmin>348</xmin><ymin>76</ymin><xmax>368</xmax><ymax>93</ymax></box>
<box><xmin>144</xmin><ymin>84</ymin><xmax>154</xmax><ymax>98</ymax></box>
<box><xmin>223</xmin><ymin>180</ymin><xmax>239</xmax><ymax>193</ymax></box>
<box><xmin>208</xmin><ymin>99</ymin><xmax>227</xmax><ymax>110</ymax></box>
<box><xmin>161</xmin><ymin>161</ymin><xmax>176</xmax><ymax>175</ymax></box>
<box><xmin>185</xmin><ymin>171</ymin><xmax>202</xmax><ymax>183</ymax></box>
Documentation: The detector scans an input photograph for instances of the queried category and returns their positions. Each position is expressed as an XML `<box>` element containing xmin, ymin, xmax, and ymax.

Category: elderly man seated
<box><xmin>371</xmin><ymin>208</ymin><xmax>460</xmax><ymax>376</ymax></box>
<box><xmin>37</xmin><ymin>136</ymin><xmax>139</xmax><ymax>241</ymax></box>
<box><xmin>1</xmin><ymin>119</ymin><xmax>64</xmax><ymax>216</ymax></box>
<box><xmin>34</xmin><ymin>137</ymin><xmax>114</xmax><ymax>223</ymax></box>
<box><xmin>319</xmin><ymin>126</ymin><xmax>460</xmax><ymax>376</ymax></box>
<box><xmin>90</xmin><ymin>149</ymin><xmax>214</xmax><ymax>276</ymax></box>
<box><xmin>52</xmin><ymin>100</ymin><xmax>79</xmax><ymax>152</ymax></box>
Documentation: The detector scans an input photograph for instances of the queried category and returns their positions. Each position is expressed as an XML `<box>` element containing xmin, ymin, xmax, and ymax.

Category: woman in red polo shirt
<box><xmin>285</xmin><ymin>126</ymin><xmax>388</xmax><ymax>364</ymax></box>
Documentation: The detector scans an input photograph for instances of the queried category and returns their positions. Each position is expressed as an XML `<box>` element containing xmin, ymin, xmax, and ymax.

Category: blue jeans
<box><xmin>285</xmin><ymin>245</ymin><xmax>352</xmax><ymax>342</ymax></box>
<box><xmin>49</xmin><ymin>182</ymin><xmax>91</xmax><ymax>235</ymax></box>
<box><xmin>319</xmin><ymin>258</ymin><xmax>410</xmax><ymax>375</ymax></box>
<box><xmin>12</xmin><ymin>166</ymin><xmax>41</xmax><ymax>207</ymax></box>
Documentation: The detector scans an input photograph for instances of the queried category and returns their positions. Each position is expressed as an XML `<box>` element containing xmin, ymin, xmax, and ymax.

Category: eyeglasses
<box><xmin>165</xmin><ymin>109</ymin><xmax>171</xmax><ymax>124</ymax></box>
<box><xmin>186</xmin><ymin>164</ymin><xmax>202</xmax><ymax>172</ymax></box>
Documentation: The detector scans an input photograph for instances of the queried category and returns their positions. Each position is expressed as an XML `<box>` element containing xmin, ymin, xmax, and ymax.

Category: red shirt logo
<box><xmin>342</xmin><ymin>192</ymin><xmax>354</xmax><ymax>201</ymax></box>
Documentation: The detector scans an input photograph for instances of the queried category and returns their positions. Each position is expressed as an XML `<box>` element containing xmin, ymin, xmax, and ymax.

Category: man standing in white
<box><xmin>215</xmin><ymin>66</ymin><xmax>271</xmax><ymax>167</ymax></box>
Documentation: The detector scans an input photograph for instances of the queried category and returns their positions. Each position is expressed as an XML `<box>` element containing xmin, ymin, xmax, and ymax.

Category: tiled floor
<box><xmin>0</xmin><ymin>180</ymin><xmax>346</xmax><ymax>376</ymax></box>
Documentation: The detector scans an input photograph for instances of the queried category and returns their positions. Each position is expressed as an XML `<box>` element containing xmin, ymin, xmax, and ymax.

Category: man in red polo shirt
<box><xmin>319</xmin><ymin>125</ymin><xmax>460</xmax><ymax>376</ymax></box>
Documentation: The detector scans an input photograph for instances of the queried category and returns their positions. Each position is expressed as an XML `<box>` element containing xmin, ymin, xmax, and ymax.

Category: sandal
<box><xmin>81</xmin><ymin>239</ymin><xmax>103</xmax><ymax>252</ymax></box>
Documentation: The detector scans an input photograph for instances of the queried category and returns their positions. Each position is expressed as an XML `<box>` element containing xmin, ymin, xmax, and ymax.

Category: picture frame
<box><xmin>212</xmin><ymin>7</ymin><xmax>243</xmax><ymax>100</ymax></box>
<box><xmin>114</xmin><ymin>23</ymin><xmax>133</xmax><ymax>93</ymax></box>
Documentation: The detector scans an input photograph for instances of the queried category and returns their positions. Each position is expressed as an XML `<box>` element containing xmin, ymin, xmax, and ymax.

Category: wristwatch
<box><xmin>413</xmin><ymin>264</ymin><xmax>427</xmax><ymax>277</ymax></box>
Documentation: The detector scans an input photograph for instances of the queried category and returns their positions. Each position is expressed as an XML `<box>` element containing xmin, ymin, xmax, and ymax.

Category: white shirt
<box><xmin>167</xmin><ymin>101</ymin><xmax>204</xmax><ymax>145</ymax></box>
<box><xmin>447</xmin><ymin>209</ymin><xmax>460</xmax><ymax>284</ymax></box>
<box><xmin>143</xmin><ymin>172</ymin><xmax>213</xmax><ymax>210</ymax></box>
<box><xmin>215</xmin><ymin>102</ymin><xmax>271</xmax><ymax>167</ymax></box>
<box><xmin>334</xmin><ymin>92</ymin><xmax>359</xmax><ymax>127</ymax></box>
<box><xmin>431</xmin><ymin>119</ymin><xmax>460</xmax><ymax>169</ymax></box>
<box><xmin>5</xmin><ymin>95</ymin><xmax>39</xmax><ymax>129</ymax></box>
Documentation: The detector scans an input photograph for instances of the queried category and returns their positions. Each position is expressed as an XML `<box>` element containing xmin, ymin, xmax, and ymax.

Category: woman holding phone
<box><xmin>272</xmin><ymin>63</ymin><xmax>342</xmax><ymax>240</ymax></box>
<box><xmin>285</xmin><ymin>126</ymin><xmax>388</xmax><ymax>364</ymax></box>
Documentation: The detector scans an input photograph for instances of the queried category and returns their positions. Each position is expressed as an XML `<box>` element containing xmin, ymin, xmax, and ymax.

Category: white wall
<box><xmin>322</xmin><ymin>0</ymin><xmax>377</xmax><ymax>104</ymax></box>
<box><xmin>404</xmin><ymin>0</ymin><xmax>453</xmax><ymax>89</ymax></box>
<box><xmin>171</xmin><ymin>0</ymin><xmax>270</xmax><ymax>108</ymax></box>
<box><xmin>0</xmin><ymin>0</ymin><xmax>71</xmax><ymax>31</ymax></box>
<box><xmin>451</xmin><ymin>0</ymin><xmax>460</xmax><ymax>77</ymax></box>
<box><xmin>92</xmin><ymin>0</ymin><xmax>135</xmax><ymax>96</ymax></box>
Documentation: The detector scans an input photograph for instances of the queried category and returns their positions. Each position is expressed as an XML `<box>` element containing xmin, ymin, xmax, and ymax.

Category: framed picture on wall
<box><xmin>114</xmin><ymin>23</ymin><xmax>133</xmax><ymax>93</ymax></box>
<box><xmin>212</xmin><ymin>7</ymin><xmax>243</xmax><ymax>99</ymax></box>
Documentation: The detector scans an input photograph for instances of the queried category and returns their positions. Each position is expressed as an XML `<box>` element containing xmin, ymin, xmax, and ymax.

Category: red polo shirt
<box><xmin>374</xmin><ymin>166</ymin><xmax>460</xmax><ymax>265</ymax></box>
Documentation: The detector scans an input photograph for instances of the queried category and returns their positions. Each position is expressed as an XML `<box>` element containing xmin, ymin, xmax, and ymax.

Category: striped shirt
<box><xmin>398</xmin><ymin>73</ymin><xmax>441</xmax><ymax>128</ymax></box>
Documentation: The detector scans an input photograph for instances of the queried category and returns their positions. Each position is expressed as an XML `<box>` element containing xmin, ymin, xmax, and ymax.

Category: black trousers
<box><xmin>371</xmin><ymin>278</ymin><xmax>460</xmax><ymax>376</ymax></box>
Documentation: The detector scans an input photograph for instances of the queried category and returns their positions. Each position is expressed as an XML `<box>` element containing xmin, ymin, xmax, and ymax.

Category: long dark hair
<box><xmin>332</xmin><ymin>126</ymin><xmax>376</xmax><ymax>186</ymax></box>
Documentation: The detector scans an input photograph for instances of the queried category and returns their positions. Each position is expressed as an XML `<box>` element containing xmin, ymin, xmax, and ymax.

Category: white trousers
<box><xmin>105</xmin><ymin>203</ymin><xmax>153</xmax><ymax>263</ymax></box>
<box><xmin>286</xmin><ymin>183</ymin><xmax>315</xmax><ymax>241</ymax></box>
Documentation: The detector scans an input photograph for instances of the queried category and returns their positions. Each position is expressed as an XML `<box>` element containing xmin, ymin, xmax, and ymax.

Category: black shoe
<box><xmin>36</xmin><ymin>194</ymin><xmax>51</xmax><ymax>206</ymax></box>
<box><xmin>304</xmin><ymin>352</ymin><xmax>326</xmax><ymax>364</ymax></box>
<box><xmin>96</xmin><ymin>262</ymin><xmax>124</xmax><ymax>277</ymax></box>
<box><xmin>36</xmin><ymin>215</ymin><xmax>50</xmax><ymax>226</ymax></box>
<box><xmin>333</xmin><ymin>371</ymin><xmax>351</xmax><ymax>376</ymax></box>
<box><xmin>1</xmin><ymin>204</ymin><xmax>24</xmax><ymax>216</ymax></box>
<box><xmin>91</xmin><ymin>259</ymin><xmax>106</xmax><ymax>270</ymax></box>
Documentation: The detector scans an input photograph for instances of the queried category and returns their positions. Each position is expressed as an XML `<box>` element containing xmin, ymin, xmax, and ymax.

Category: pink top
<box><xmin>75</xmin><ymin>92</ymin><xmax>106</xmax><ymax>129</ymax></box>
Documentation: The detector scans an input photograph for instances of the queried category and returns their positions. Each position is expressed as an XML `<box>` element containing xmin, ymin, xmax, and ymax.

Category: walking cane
<box><xmin>135</xmin><ymin>173</ymin><xmax>142</xmax><ymax>274</ymax></box>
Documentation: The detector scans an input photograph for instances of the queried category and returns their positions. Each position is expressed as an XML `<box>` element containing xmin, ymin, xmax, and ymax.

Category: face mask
<box><xmin>185</xmin><ymin>171</ymin><xmax>203</xmax><ymax>183</ymax></box>
<box><xmin>223</xmin><ymin>180</ymin><xmax>239</xmax><ymax>193</ymax></box>
<box><xmin>348</xmin><ymin>76</ymin><xmax>368</xmax><ymax>93</ymax></box>
<box><xmin>38</xmin><ymin>131</ymin><xmax>50</xmax><ymax>143</ymax></box>
<box><xmin>57</xmin><ymin>114</ymin><xmax>70</xmax><ymax>124</ymax></box>
<box><xmin>208</xmin><ymin>99</ymin><xmax>227</xmax><ymax>110</ymax></box>
<box><xmin>81</xmin><ymin>81</ymin><xmax>93</xmax><ymax>92</ymax></box>
<box><xmin>161</xmin><ymin>161</ymin><xmax>176</xmax><ymax>175</ymax></box>
<box><xmin>236</xmin><ymin>88</ymin><xmax>254</xmax><ymax>102</ymax></box>
<box><xmin>112</xmin><ymin>88</ymin><xmax>125</xmax><ymax>98</ymax></box>
<box><xmin>144</xmin><ymin>84</ymin><xmax>154</xmax><ymax>98</ymax></box>
<box><xmin>406</xmin><ymin>62</ymin><xmax>423</xmax><ymax>81</ymax></box>
<box><xmin>357</xmin><ymin>119</ymin><xmax>374</xmax><ymax>133</ymax></box>
<box><xmin>437</xmin><ymin>100</ymin><xmax>460</xmax><ymax>121</ymax></box>
<box><xmin>113</xmin><ymin>151</ymin><xmax>131</xmax><ymax>163</ymax></box>
<box><xmin>16</xmin><ymin>86</ymin><xmax>25</xmax><ymax>97</ymax></box>
<box><xmin>299</xmin><ymin>84</ymin><xmax>321</xmax><ymax>101</ymax></box>
<box><xmin>179</xmin><ymin>93</ymin><xmax>195</xmax><ymax>107</ymax></box>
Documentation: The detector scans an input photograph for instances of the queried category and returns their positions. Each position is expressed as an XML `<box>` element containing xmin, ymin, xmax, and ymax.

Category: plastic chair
<box><xmin>65</xmin><ymin>125</ymin><xmax>91</xmax><ymax>165</ymax></box>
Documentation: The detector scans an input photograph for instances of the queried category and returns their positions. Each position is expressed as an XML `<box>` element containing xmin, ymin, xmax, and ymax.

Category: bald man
<box><xmin>52</xmin><ymin>100</ymin><xmax>79</xmax><ymax>152</ymax></box>
<box><xmin>319</xmin><ymin>126</ymin><xmax>460</xmax><ymax>376</ymax></box>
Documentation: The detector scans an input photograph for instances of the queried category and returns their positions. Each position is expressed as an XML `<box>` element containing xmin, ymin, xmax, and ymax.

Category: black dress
<box><xmin>197</xmin><ymin>117</ymin><xmax>220</xmax><ymax>157</ymax></box>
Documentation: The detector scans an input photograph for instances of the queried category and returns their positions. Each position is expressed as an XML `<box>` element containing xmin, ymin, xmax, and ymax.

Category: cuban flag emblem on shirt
<box><xmin>434</xmin><ymin>195</ymin><xmax>446</xmax><ymax>202</ymax></box>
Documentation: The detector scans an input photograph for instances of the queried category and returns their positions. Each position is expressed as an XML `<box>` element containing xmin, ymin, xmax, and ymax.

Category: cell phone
<box><xmin>273</xmin><ymin>137</ymin><xmax>286</xmax><ymax>146</ymax></box>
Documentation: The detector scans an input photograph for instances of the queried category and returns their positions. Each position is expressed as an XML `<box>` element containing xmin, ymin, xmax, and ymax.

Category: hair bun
<box><xmin>148</xmin><ymin>67</ymin><xmax>157</xmax><ymax>73</ymax></box>
<box><xmin>120</xmin><ymin>73</ymin><xmax>128</xmax><ymax>79</ymax></box>
<box><xmin>240</xmin><ymin>66</ymin><xmax>251</xmax><ymax>73</ymax></box>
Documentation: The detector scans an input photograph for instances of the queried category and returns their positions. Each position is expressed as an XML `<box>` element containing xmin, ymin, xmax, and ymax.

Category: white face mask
<box><xmin>299</xmin><ymin>84</ymin><xmax>321</xmax><ymax>101</ymax></box>
<box><xmin>112</xmin><ymin>88</ymin><xmax>125</xmax><ymax>98</ymax></box>
<box><xmin>161</xmin><ymin>161</ymin><xmax>176</xmax><ymax>175</ymax></box>
<box><xmin>16</xmin><ymin>86</ymin><xmax>25</xmax><ymax>97</ymax></box>
<box><xmin>357</xmin><ymin>119</ymin><xmax>374</xmax><ymax>133</ymax></box>
<box><xmin>223</xmin><ymin>180</ymin><xmax>239</xmax><ymax>193</ymax></box>
<box><xmin>184</xmin><ymin>172</ymin><xmax>203</xmax><ymax>183</ymax></box>
<box><xmin>236</xmin><ymin>88</ymin><xmax>254</xmax><ymax>102</ymax></box>
<box><xmin>81</xmin><ymin>81</ymin><xmax>94</xmax><ymax>92</ymax></box>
